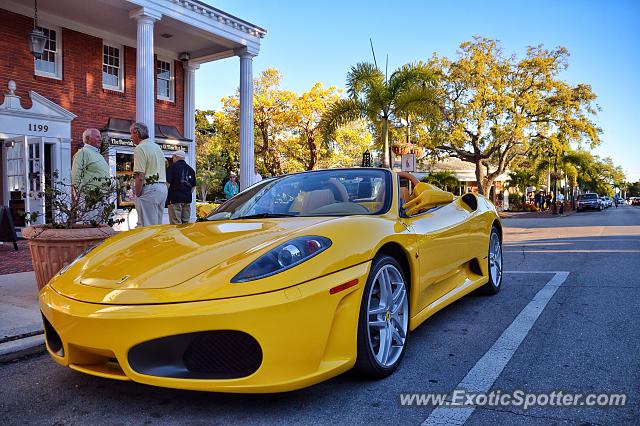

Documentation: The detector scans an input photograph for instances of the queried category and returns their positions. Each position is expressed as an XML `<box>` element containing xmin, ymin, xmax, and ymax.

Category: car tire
<box><xmin>354</xmin><ymin>255</ymin><xmax>409</xmax><ymax>378</ymax></box>
<box><xmin>479</xmin><ymin>226</ymin><xmax>503</xmax><ymax>295</ymax></box>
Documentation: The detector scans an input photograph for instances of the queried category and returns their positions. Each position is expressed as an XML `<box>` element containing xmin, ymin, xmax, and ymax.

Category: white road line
<box><xmin>421</xmin><ymin>271</ymin><xmax>570</xmax><ymax>426</ymax></box>
<box><xmin>504</xmin><ymin>249</ymin><xmax>640</xmax><ymax>253</ymax></box>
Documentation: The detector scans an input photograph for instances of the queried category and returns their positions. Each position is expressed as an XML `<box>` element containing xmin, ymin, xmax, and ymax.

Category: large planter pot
<box><xmin>392</xmin><ymin>143</ymin><xmax>411</xmax><ymax>155</ymax></box>
<box><xmin>411</xmin><ymin>146</ymin><xmax>425</xmax><ymax>159</ymax></box>
<box><xmin>22</xmin><ymin>225</ymin><xmax>116</xmax><ymax>291</ymax></box>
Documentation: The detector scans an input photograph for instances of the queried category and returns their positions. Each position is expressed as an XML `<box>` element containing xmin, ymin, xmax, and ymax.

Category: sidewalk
<box><xmin>0</xmin><ymin>239</ymin><xmax>34</xmax><ymax>275</ymax></box>
<box><xmin>500</xmin><ymin>208</ymin><xmax>576</xmax><ymax>219</ymax></box>
<box><xmin>0</xmin><ymin>271</ymin><xmax>45</xmax><ymax>362</ymax></box>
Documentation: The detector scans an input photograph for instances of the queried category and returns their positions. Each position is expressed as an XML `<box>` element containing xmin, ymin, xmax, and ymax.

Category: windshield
<box><xmin>206</xmin><ymin>169</ymin><xmax>391</xmax><ymax>221</ymax></box>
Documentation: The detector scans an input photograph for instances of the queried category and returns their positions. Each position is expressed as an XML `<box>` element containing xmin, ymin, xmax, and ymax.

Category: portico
<box><xmin>1</xmin><ymin>0</ymin><xmax>265</xmax><ymax>224</ymax></box>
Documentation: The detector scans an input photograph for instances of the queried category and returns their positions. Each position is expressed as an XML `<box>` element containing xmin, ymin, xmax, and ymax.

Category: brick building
<box><xmin>0</xmin><ymin>0</ymin><xmax>264</xmax><ymax>227</ymax></box>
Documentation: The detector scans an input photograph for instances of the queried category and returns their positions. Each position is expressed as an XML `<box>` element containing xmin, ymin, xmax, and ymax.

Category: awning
<box><xmin>100</xmin><ymin>118</ymin><xmax>191</xmax><ymax>142</ymax></box>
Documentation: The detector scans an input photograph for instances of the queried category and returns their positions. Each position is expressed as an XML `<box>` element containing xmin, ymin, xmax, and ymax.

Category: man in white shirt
<box><xmin>557</xmin><ymin>192</ymin><xmax>565</xmax><ymax>215</ymax></box>
<box><xmin>253</xmin><ymin>164</ymin><xmax>263</xmax><ymax>184</ymax></box>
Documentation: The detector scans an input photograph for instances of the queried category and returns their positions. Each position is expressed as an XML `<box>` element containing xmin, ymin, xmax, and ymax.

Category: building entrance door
<box><xmin>1</xmin><ymin>136</ymin><xmax>48</xmax><ymax>226</ymax></box>
<box><xmin>27</xmin><ymin>137</ymin><xmax>46</xmax><ymax>225</ymax></box>
<box><xmin>3</xmin><ymin>135</ymin><xmax>27</xmax><ymax>226</ymax></box>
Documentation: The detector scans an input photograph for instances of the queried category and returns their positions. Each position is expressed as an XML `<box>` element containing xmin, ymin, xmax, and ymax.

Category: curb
<box><xmin>0</xmin><ymin>334</ymin><xmax>46</xmax><ymax>363</ymax></box>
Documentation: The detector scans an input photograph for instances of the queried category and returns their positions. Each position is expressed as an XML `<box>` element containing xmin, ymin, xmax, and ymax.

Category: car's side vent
<box><xmin>461</xmin><ymin>193</ymin><xmax>478</xmax><ymax>211</ymax></box>
<box><xmin>469</xmin><ymin>258</ymin><xmax>483</xmax><ymax>276</ymax></box>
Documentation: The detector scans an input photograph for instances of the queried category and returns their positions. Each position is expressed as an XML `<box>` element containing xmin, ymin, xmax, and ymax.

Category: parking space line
<box><xmin>422</xmin><ymin>271</ymin><xmax>570</xmax><ymax>426</ymax></box>
<box><xmin>505</xmin><ymin>249</ymin><xmax>640</xmax><ymax>253</ymax></box>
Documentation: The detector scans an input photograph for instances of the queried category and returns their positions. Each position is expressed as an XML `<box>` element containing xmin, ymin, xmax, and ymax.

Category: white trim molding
<box><xmin>0</xmin><ymin>81</ymin><xmax>76</xmax><ymax>139</ymax></box>
<box><xmin>128</xmin><ymin>0</ymin><xmax>263</xmax><ymax>55</ymax></box>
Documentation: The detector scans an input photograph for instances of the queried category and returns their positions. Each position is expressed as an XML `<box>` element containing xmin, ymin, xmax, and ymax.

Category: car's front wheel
<box><xmin>354</xmin><ymin>255</ymin><xmax>409</xmax><ymax>378</ymax></box>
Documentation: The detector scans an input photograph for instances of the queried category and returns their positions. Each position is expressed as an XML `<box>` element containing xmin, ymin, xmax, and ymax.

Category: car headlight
<box><xmin>231</xmin><ymin>236</ymin><xmax>332</xmax><ymax>283</ymax></box>
<box><xmin>58</xmin><ymin>246</ymin><xmax>95</xmax><ymax>276</ymax></box>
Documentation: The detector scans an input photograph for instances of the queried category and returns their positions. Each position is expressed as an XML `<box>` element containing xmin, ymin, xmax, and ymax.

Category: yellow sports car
<box><xmin>40</xmin><ymin>168</ymin><xmax>502</xmax><ymax>393</ymax></box>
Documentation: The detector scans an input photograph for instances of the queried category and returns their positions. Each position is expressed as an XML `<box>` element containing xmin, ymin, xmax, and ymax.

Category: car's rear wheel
<box><xmin>479</xmin><ymin>226</ymin><xmax>503</xmax><ymax>295</ymax></box>
<box><xmin>354</xmin><ymin>255</ymin><xmax>409</xmax><ymax>378</ymax></box>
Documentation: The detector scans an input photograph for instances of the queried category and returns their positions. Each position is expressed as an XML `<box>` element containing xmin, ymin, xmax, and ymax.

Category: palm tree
<box><xmin>505</xmin><ymin>169</ymin><xmax>538</xmax><ymax>194</ymax></box>
<box><xmin>320</xmin><ymin>62</ymin><xmax>436</xmax><ymax>167</ymax></box>
<box><xmin>421</xmin><ymin>171</ymin><xmax>460</xmax><ymax>192</ymax></box>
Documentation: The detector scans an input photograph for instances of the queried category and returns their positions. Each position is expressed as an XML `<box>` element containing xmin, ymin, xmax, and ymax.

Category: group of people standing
<box><xmin>528</xmin><ymin>190</ymin><xmax>565</xmax><ymax>213</ymax></box>
<box><xmin>71</xmin><ymin>122</ymin><xmax>196</xmax><ymax>228</ymax></box>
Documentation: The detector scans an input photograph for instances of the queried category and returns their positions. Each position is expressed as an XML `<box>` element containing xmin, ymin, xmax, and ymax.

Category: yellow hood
<box><xmin>49</xmin><ymin>217</ymin><xmax>337</xmax><ymax>303</ymax></box>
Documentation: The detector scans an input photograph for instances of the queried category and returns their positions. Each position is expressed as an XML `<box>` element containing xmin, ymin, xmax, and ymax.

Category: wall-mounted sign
<box><xmin>108</xmin><ymin>137</ymin><xmax>188</xmax><ymax>153</ymax></box>
<box><xmin>110</xmin><ymin>137</ymin><xmax>134</xmax><ymax>147</ymax></box>
<box><xmin>401</xmin><ymin>154</ymin><xmax>416</xmax><ymax>172</ymax></box>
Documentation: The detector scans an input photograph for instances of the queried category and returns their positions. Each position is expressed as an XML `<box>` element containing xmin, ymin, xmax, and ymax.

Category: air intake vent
<box><xmin>128</xmin><ymin>331</ymin><xmax>262</xmax><ymax>379</ymax></box>
<box><xmin>183</xmin><ymin>331</ymin><xmax>262</xmax><ymax>377</ymax></box>
<box><xmin>461</xmin><ymin>193</ymin><xmax>478</xmax><ymax>211</ymax></box>
<box><xmin>41</xmin><ymin>313</ymin><xmax>64</xmax><ymax>357</ymax></box>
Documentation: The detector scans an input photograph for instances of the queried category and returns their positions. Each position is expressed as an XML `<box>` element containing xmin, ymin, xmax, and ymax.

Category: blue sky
<box><xmin>196</xmin><ymin>0</ymin><xmax>640</xmax><ymax>181</ymax></box>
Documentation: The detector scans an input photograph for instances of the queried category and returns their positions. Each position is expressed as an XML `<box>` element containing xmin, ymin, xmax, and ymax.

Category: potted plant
<box><xmin>22</xmin><ymin>172</ymin><xmax>123</xmax><ymax>291</ymax></box>
<box><xmin>411</xmin><ymin>146</ymin><xmax>425</xmax><ymax>159</ymax></box>
<box><xmin>392</xmin><ymin>143</ymin><xmax>411</xmax><ymax>155</ymax></box>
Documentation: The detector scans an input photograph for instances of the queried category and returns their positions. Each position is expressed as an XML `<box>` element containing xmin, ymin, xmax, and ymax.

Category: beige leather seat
<box><xmin>300</xmin><ymin>189</ymin><xmax>336</xmax><ymax>213</ymax></box>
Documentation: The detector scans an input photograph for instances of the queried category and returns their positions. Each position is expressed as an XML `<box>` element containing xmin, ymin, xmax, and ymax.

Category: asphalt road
<box><xmin>1</xmin><ymin>205</ymin><xmax>639</xmax><ymax>425</ymax></box>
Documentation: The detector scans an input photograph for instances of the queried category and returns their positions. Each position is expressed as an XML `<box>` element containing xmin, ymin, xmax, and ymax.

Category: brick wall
<box><xmin>0</xmin><ymin>8</ymin><xmax>184</xmax><ymax>153</ymax></box>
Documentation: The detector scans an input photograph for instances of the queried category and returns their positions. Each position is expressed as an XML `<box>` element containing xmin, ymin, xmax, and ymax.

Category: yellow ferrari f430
<box><xmin>40</xmin><ymin>168</ymin><xmax>503</xmax><ymax>393</ymax></box>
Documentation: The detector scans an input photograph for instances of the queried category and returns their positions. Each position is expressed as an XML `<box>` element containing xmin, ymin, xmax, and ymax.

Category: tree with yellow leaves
<box><xmin>427</xmin><ymin>37</ymin><xmax>601</xmax><ymax>195</ymax></box>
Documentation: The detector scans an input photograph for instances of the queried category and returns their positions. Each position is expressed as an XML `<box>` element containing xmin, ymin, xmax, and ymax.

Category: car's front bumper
<box><xmin>39</xmin><ymin>262</ymin><xmax>370</xmax><ymax>393</ymax></box>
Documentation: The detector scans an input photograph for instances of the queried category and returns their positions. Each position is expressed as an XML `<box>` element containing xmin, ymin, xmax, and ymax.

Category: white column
<box><xmin>238</xmin><ymin>49</ymin><xmax>255</xmax><ymax>191</ymax></box>
<box><xmin>130</xmin><ymin>8</ymin><xmax>161</xmax><ymax>141</ymax></box>
<box><xmin>183</xmin><ymin>62</ymin><xmax>198</xmax><ymax>220</ymax></box>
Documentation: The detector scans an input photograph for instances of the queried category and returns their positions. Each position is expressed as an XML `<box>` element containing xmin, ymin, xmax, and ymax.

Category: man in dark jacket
<box><xmin>165</xmin><ymin>150</ymin><xmax>196</xmax><ymax>224</ymax></box>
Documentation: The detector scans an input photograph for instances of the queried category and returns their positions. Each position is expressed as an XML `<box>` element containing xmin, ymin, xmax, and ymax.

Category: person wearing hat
<box><xmin>224</xmin><ymin>172</ymin><xmax>239</xmax><ymax>199</ymax></box>
<box><xmin>165</xmin><ymin>149</ymin><xmax>196</xmax><ymax>224</ymax></box>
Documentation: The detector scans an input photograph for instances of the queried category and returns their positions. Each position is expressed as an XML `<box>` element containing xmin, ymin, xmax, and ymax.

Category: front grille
<box><xmin>182</xmin><ymin>331</ymin><xmax>262</xmax><ymax>378</ymax></box>
<box><xmin>128</xmin><ymin>331</ymin><xmax>262</xmax><ymax>379</ymax></box>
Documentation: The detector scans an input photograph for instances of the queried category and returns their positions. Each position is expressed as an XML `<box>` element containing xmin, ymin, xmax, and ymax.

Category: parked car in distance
<box><xmin>599</xmin><ymin>197</ymin><xmax>607</xmax><ymax>208</ymax></box>
<box><xmin>632</xmin><ymin>197</ymin><xmax>640</xmax><ymax>206</ymax></box>
<box><xmin>577</xmin><ymin>193</ymin><xmax>602</xmax><ymax>212</ymax></box>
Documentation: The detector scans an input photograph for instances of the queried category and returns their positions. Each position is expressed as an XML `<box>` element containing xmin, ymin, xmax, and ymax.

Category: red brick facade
<box><xmin>0</xmin><ymin>8</ymin><xmax>184</xmax><ymax>152</ymax></box>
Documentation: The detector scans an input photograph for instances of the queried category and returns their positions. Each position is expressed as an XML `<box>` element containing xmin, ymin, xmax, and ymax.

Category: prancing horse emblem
<box><xmin>116</xmin><ymin>275</ymin><xmax>130</xmax><ymax>284</ymax></box>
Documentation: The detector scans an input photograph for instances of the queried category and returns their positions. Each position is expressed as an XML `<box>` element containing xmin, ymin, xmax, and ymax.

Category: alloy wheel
<box><xmin>366</xmin><ymin>264</ymin><xmax>409</xmax><ymax>368</ymax></box>
<box><xmin>489</xmin><ymin>232</ymin><xmax>502</xmax><ymax>287</ymax></box>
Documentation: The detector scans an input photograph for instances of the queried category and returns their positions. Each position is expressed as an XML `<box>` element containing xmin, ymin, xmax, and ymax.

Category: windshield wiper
<box><xmin>232</xmin><ymin>213</ymin><xmax>298</xmax><ymax>220</ymax></box>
